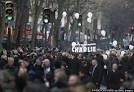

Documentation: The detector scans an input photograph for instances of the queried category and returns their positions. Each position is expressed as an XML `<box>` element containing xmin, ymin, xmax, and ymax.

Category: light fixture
<box><xmin>74</xmin><ymin>13</ymin><xmax>80</xmax><ymax>19</ymax></box>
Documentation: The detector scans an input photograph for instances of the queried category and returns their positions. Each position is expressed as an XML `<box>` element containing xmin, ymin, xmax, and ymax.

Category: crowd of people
<box><xmin>0</xmin><ymin>47</ymin><xmax>134</xmax><ymax>92</ymax></box>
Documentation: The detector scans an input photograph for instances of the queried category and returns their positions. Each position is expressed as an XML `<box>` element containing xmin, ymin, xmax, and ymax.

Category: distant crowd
<box><xmin>0</xmin><ymin>47</ymin><xmax>134</xmax><ymax>92</ymax></box>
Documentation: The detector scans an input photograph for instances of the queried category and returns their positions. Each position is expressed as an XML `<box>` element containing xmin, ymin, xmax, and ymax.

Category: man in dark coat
<box><xmin>89</xmin><ymin>59</ymin><xmax>103</xmax><ymax>88</ymax></box>
<box><xmin>79</xmin><ymin>67</ymin><xmax>91</xmax><ymax>85</ymax></box>
<box><xmin>67</xmin><ymin>56</ymin><xmax>81</xmax><ymax>75</ymax></box>
<box><xmin>107</xmin><ymin>63</ymin><xmax>125</xmax><ymax>89</ymax></box>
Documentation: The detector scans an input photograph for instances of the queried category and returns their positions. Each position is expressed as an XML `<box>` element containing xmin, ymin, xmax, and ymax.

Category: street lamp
<box><xmin>112</xmin><ymin>40</ymin><xmax>118</xmax><ymax>47</ymax></box>
<box><xmin>87</xmin><ymin>12</ymin><xmax>93</xmax><ymax>42</ymax></box>
<box><xmin>74</xmin><ymin>13</ymin><xmax>79</xmax><ymax>19</ymax></box>
<box><xmin>74</xmin><ymin>13</ymin><xmax>80</xmax><ymax>42</ymax></box>
<box><xmin>101</xmin><ymin>30</ymin><xmax>106</xmax><ymax>37</ymax></box>
<box><xmin>87</xmin><ymin>12</ymin><xmax>93</xmax><ymax>18</ymax></box>
<box><xmin>87</xmin><ymin>17</ymin><xmax>92</xmax><ymax>23</ymax></box>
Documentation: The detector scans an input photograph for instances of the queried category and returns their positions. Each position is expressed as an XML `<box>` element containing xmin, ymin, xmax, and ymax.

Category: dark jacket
<box><xmin>90</xmin><ymin>65</ymin><xmax>103</xmax><ymax>87</ymax></box>
<box><xmin>80</xmin><ymin>74</ymin><xmax>91</xmax><ymax>85</ymax></box>
<box><xmin>107</xmin><ymin>70</ymin><xmax>125</xmax><ymax>89</ymax></box>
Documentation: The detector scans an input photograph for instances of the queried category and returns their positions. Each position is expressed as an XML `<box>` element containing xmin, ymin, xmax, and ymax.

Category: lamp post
<box><xmin>74</xmin><ymin>13</ymin><xmax>79</xmax><ymax>20</ymax></box>
<box><xmin>74</xmin><ymin>13</ymin><xmax>80</xmax><ymax>42</ymax></box>
<box><xmin>87</xmin><ymin>12</ymin><xmax>93</xmax><ymax>42</ymax></box>
<box><xmin>5</xmin><ymin>1</ymin><xmax>14</xmax><ymax>56</ymax></box>
<box><xmin>87</xmin><ymin>12</ymin><xmax>93</xmax><ymax>18</ymax></box>
<box><xmin>78</xmin><ymin>22</ymin><xmax>81</xmax><ymax>42</ymax></box>
<box><xmin>42</xmin><ymin>8</ymin><xmax>51</xmax><ymax>47</ymax></box>
<box><xmin>43</xmin><ymin>18</ymin><xmax>49</xmax><ymax>47</ymax></box>
<box><xmin>101</xmin><ymin>30</ymin><xmax>106</xmax><ymax>38</ymax></box>
<box><xmin>60</xmin><ymin>11</ymin><xmax>67</xmax><ymax>48</ymax></box>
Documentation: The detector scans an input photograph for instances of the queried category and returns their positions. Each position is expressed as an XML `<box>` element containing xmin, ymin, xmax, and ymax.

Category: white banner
<box><xmin>72</xmin><ymin>42</ymin><xmax>96</xmax><ymax>53</ymax></box>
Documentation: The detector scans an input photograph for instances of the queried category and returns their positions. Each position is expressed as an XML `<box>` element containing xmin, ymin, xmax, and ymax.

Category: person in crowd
<box><xmin>96</xmin><ymin>54</ymin><xmax>105</xmax><ymax>68</ymax></box>
<box><xmin>23</xmin><ymin>79</ymin><xmax>50</xmax><ymax>92</ymax></box>
<box><xmin>4</xmin><ymin>57</ymin><xmax>16</xmax><ymax>72</ymax></box>
<box><xmin>0</xmin><ymin>70</ymin><xmax>17</xmax><ymax>92</ymax></box>
<box><xmin>42</xmin><ymin>58</ymin><xmax>54</xmax><ymax>87</ymax></box>
<box><xmin>86</xmin><ymin>82</ymin><xmax>96</xmax><ymax>92</ymax></box>
<box><xmin>120</xmin><ymin>74</ymin><xmax>134</xmax><ymax>89</ymax></box>
<box><xmin>129</xmin><ymin>53</ymin><xmax>134</xmax><ymax>75</ymax></box>
<box><xmin>120</xmin><ymin>54</ymin><xmax>133</xmax><ymax>74</ymax></box>
<box><xmin>67</xmin><ymin>54</ymin><xmax>81</xmax><ymax>75</ymax></box>
<box><xmin>15</xmin><ymin>63</ymin><xmax>28</xmax><ymax>92</ymax></box>
<box><xmin>0</xmin><ymin>55</ymin><xmax>7</xmax><ymax>69</ymax></box>
<box><xmin>0</xmin><ymin>47</ymin><xmax>134</xmax><ymax>91</ymax></box>
<box><xmin>107</xmin><ymin>63</ymin><xmax>125</xmax><ymax>89</ymax></box>
<box><xmin>106</xmin><ymin>53</ymin><xmax>120</xmax><ymax>70</ymax></box>
<box><xmin>68</xmin><ymin>74</ymin><xmax>81</xmax><ymax>89</ymax></box>
<box><xmin>51</xmin><ymin>69</ymin><xmax>68</xmax><ymax>92</ymax></box>
<box><xmin>33</xmin><ymin>58</ymin><xmax>44</xmax><ymax>81</ymax></box>
<box><xmin>79</xmin><ymin>67</ymin><xmax>91</xmax><ymax>85</ymax></box>
<box><xmin>89</xmin><ymin>59</ymin><xmax>103</xmax><ymax>88</ymax></box>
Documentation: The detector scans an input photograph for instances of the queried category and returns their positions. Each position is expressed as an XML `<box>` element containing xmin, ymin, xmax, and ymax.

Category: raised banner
<box><xmin>71</xmin><ymin>42</ymin><xmax>96</xmax><ymax>53</ymax></box>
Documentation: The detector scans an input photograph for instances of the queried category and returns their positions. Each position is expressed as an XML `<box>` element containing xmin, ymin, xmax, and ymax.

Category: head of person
<box><xmin>91</xmin><ymin>59</ymin><xmax>97</xmax><ymax>66</ymax></box>
<box><xmin>68</xmin><ymin>75</ymin><xmax>80</xmax><ymax>87</ymax></box>
<box><xmin>35</xmin><ymin>59</ymin><xmax>42</xmax><ymax>66</ymax></box>
<box><xmin>23</xmin><ymin>58</ymin><xmax>30</xmax><ymax>68</ymax></box>
<box><xmin>1</xmin><ymin>55</ymin><xmax>7</xmax><ymax>61</ymax></box>
<box><xmin>42</xmin><ymin>59</ymin><xmax>50</xmax><ymax>68</ymax></box>
<box><xmin>112</xmin><ymin>63</ymin><xmax>118</xmax><ymax>70</ymax></box>
<box><xmin>7</xmin><ymin>57</ymin><xmax>14</xmax><ymax>66</ymax></box>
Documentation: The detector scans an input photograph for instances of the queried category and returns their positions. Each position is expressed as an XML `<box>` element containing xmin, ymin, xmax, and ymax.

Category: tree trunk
<box><xmin>31</xmin><ymin>0</ymin><xmax>44</xmax><ymax>48</ymax></box>
<box><xmin>54</xmin><ymin>0</ymin><xmax>64</xmax><ymax>48</ymax></box>
<box><xmin>15</xmin><ymin>0</ymin><xmax>29</xmax><ymax>47</ymax></box>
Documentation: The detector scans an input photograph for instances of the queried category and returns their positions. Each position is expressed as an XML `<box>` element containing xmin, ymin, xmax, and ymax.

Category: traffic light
<box><xmin>43</xmin><ymin>8</ymin><xmax>51</xmax><ymax>23</ymax></box>
<box><xmin>43</xmin><ymin>8</ymin><xmax>55</xmax><ymax>23</ymax></box>
<box><xmin>5</xmin><ymin>1</ymin><xmax>14</xmax><ymax>21</ymax></box>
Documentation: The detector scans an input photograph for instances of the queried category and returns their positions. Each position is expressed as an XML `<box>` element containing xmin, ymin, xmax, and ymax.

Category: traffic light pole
<box><xmin>7</xmin><ymin>22</ymin><xmax>11</xmax><ymax>57</ymax></box>
<box><xmin>5</xmin><ymin>0</ymin><xmax>14</xmax><ymax>57</ymax></box>
<box><xmin>45</xmin><ymin>23</ymin><xmax>47</xmax><ymax>47</ymax></box>
<box><xmin>79</xmin><ymin>26</ymin><xmax>80</xmax><ymax>42</ymax></box>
